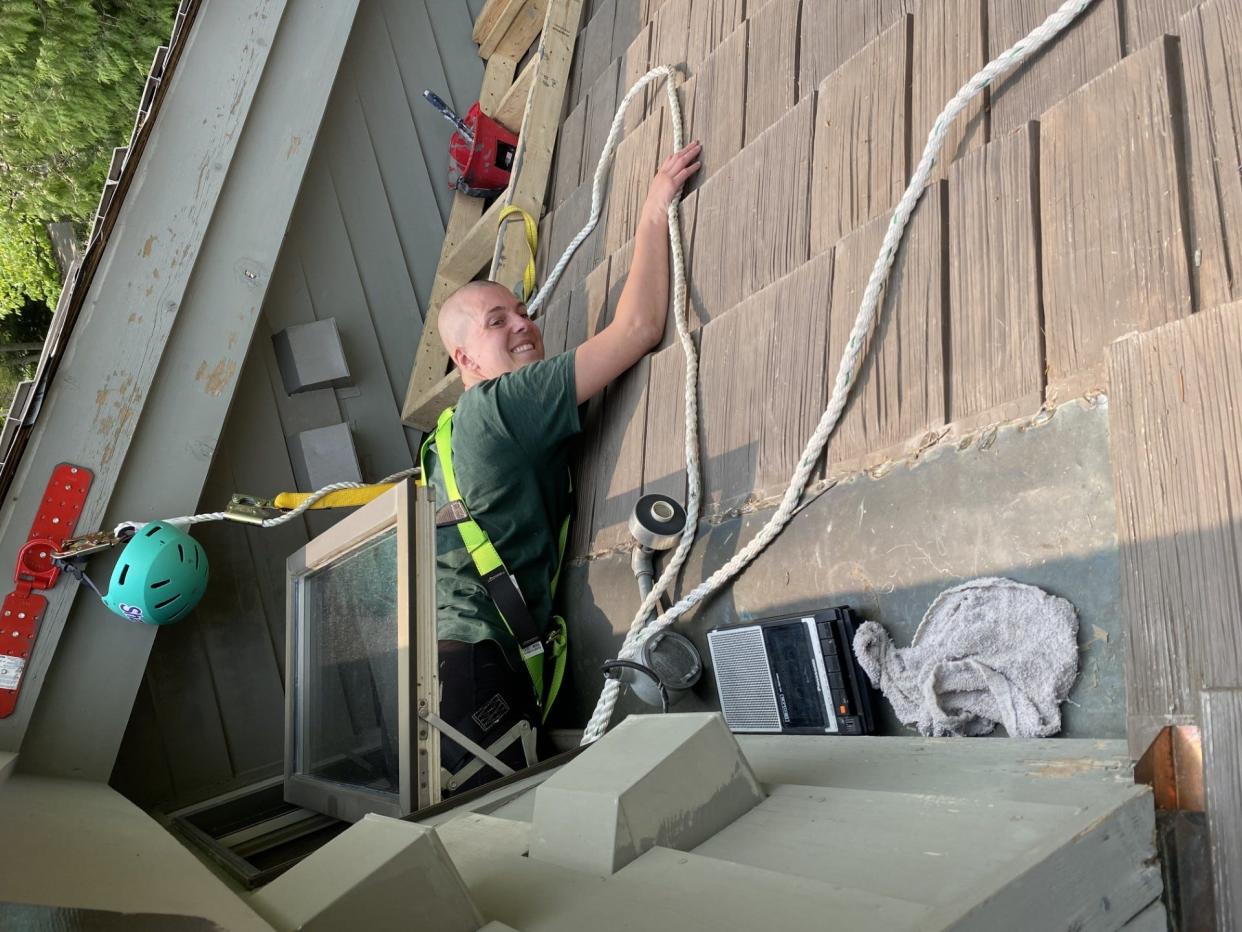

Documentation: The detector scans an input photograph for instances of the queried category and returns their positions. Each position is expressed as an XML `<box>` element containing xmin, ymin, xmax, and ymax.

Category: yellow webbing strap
<box><xmin>498</xmin><ymin>204</ymin><xmax>539</xmax><ymax>302</ymax></box>
<box><xmin>273</xmin><ymin>485</ymin><xmax>396</xmax><ymax>510</ymax></box>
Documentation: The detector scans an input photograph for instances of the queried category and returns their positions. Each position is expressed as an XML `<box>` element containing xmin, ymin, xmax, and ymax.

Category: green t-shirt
<box><xmin>425</xmin><ymin>351</ymin><xmax>581</xmax><ymax>664</ymax></box>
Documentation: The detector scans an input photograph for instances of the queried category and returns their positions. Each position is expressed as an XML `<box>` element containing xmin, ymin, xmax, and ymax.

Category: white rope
<box><xmin>114</xmin><ymin>468</ymin><xmax>420</xmax><ymax>538</ymax></box>
<box><xmin>563</xmin><ymin>0</ymin><xmax>1094</xmax><ymax>744</ymax></box>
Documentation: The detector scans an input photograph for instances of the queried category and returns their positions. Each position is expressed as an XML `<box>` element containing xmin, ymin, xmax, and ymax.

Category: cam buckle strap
<box><xmin>435</xmin><ymin>500</ymin><xmax>470</xmax><ymax>527</ymax></box>
<box><xmin>480</xmin><ymin>564</ymin><xmax>544</xmax><ymax>659</ymax></box>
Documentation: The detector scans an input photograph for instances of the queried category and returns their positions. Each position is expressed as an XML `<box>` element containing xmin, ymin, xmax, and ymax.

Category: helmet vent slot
<box><xmin>194</xmin><ymin>546</ymin><xmax>201</xmax><ymax>569</ymax></box>
<box><xmin>117</xmin><ymin>564</ymin><xmax>129</xmax><ymax>586</ymax></box>
<box><xmin>153</xmin><ymin>594</ymin><xmax>182</xmax><ymax>610</ymax></box>
<box><xmin>144</xmin><ymin>525</ymin><xmax>160</xmax><ymax>537</ymax></box>
<box><xmin>177</xmin><ymin>544</ymin><xmax>185</xmax><ymax>562</ymax></box>
<box><xmin>151</xmin><ymin>579</ymin><xmax>171</xmax><ymax>589</ymax></box>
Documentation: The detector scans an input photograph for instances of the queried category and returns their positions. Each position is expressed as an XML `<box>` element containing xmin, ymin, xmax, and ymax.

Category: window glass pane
<box><xmin>294</xmin><ymin>528</ymin><xmax>400</xmax><ymax>797</ymax></box>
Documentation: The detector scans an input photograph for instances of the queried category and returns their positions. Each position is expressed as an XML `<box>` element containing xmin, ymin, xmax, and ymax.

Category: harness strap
<box><xmin>420</xmin><ymin>407</ymin><xmax>570</xmax><ymax>717</ymax></box>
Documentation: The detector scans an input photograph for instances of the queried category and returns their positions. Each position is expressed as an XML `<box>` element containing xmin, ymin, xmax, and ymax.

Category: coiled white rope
<box><xmin>556</xmin><ymin>0</ymin><xmax>1096</xmax><ymax>744</ymax></box>
<box><xmin>115</xmin><ymin>468</ymin><xmax>420</xmax><ymax>537</ymax></box>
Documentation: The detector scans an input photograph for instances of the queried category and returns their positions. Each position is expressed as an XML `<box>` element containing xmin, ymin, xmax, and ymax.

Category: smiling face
<box><xmin>439</xmin><ymin>281</ymin><xmax>545</xmax><ymax>387</ymax></box>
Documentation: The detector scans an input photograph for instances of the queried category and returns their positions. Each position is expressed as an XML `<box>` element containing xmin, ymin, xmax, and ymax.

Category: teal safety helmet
<box><xmin>102</xmin><ymin>522</ymin><xmax>209</xmax><ymax>625</ymax></box>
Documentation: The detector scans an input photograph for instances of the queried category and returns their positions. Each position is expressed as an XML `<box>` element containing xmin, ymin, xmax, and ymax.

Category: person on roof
<box><xmin>421</xmin><ymin>140</ymin><xmax>701</xmax><ymax>792</ymax></box>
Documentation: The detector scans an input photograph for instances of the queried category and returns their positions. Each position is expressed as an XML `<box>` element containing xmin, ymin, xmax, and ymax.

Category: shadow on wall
<box><xmin>551</xmin><ymin>400</ymin><xmax>1129</xmax><ymax>740</ymax></box>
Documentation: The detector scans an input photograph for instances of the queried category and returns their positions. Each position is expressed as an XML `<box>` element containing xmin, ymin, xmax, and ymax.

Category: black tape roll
<box><xmin>632</xmin><ymin>493</ymin><xmax>686</xmax><ymax>546</ymax></box>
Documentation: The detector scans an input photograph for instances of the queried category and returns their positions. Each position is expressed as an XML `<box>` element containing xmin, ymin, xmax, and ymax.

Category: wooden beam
<box><xmin>491</xmin><ymin>0</ymin><xmax>585</xmax><ymax>288</ymax></box>
<box><xmin>491</xmin><ymin>0</ymin><xmax>550</xmax><ymax>60</ymax></box>
<box><xmin>476</xmin><ymin>0</ymin><xmax>531</xmax><ymax>58</ymax></box>
<box><xmin>1</xmin><ymin>0</ymin><xmax>362</xmax><ymax>773</ymax></box>
<box><xmin>493</xmin><ymin>55</ymin><xmax>537</xmax><ymax>134</ymax></box>
<box><xmin>402</xmin><ymin>0</ymin><xmax>583</xmax><ymax>430</ymax></box>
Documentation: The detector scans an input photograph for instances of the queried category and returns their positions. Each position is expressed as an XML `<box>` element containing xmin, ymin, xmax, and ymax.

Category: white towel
<box><xmin>852</xmin><ymin>578</ymin><xmax>1079</xmax><ymax>738</ymax></box>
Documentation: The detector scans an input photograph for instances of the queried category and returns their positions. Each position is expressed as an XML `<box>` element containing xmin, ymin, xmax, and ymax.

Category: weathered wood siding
<box><xmin>113</xmin><ymin>0</ymin><xmax>483</xmax><ymax>812</ymax></box>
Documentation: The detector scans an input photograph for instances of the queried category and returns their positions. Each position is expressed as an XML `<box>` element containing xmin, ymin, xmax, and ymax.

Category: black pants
<box><xmin>437</xmin><ymin>639</ymin><xmax>537</xmax><ymax>795</ymax></box>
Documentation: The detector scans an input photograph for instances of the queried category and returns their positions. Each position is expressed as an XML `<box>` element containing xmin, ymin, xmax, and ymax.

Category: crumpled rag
<box><xmin>852</xmin><ymin>577</ymin><xmax>1079</xmax><ymax>738</ymax></box>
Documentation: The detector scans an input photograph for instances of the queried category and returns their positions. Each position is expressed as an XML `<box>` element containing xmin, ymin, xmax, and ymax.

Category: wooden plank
<box><xmin>610</xmin><ymin>0</ymin><xmax>640</xmax><ymax>62</ymax></box>
<box><xmin>910</xmin><ymin>0</ymin><xmax>986</xmax><ymax>181</ymax></box>
<box><xmin>690</xmin><ymin>95</ymin><xmax>814</xmax><ymax>324</ymax></box>
<box><xmin>686</xmin><ymin>0</ymin><xmax>745</xmax><ymax>72</ymax></box>
<box><xmin>649</xmin><ymin>0</ymin><xmax>691</xmax><ymax>81</ymax></box>
<box><xmin>580</xmin><ymin>58</ymin><xmax>622</xmax><ymax>201</ymax></box>
<box><xmin>5</xmin><ymin>0</ymin><xmax>360</xmax><ymax>773</ymax></box>
<box><xmin>578</xmin><ymin>0</ymin><xmax>616</xmax><ymax>92</ymax></box>
<box><xmin>603</xmin><ymin>108</ymin><xmax>664</xmax><ymax>255</ymax></box>
<box><xmin>1123</xmin><ymin>0</ymin><xmax>1201</xmax><ymax>52</ymax></box>
<box><xmin>491</xmin><ymin>0</ymin><xmax>590</xmax><ymax>296</ymax></box>
<box><xmin>1202</xmin><ymin>688</ymin><xmax>1242</xmax><ymax>929</ymax></box>
<box><xmin>621</xmin><ymin>24</ymin><xmax>651</xmax><ymax>133</ymax></box>
<box><xmin>319</xmin><ymin>89</ymin><xmax>423</xmax><ymax>430</ymax></box>
<box><xmin>809</xmin><ymin>16</ymin><xmax>911</xmax><ymax>255</ymax></box>
<box><xmin>567</xmin><ymin>258</ymin><xmax>612</xmax><ymax>558</ymax></box>
<box><xmin>827</xmin><ymin>188</ymin><xmax>947</xmax><ymax>469</ymax></box>
<box><xmin>681</xmin><ymin>20</ymin><xmax>746</xmax><ymax>190</ymax></box>
<box><xmin>190</xmin><ymin>449</ymin><xmax>285</xmax><ymax>785</ymax></box>
<box><xmin>1106</xmin><ymin>301</ymin><xmax>1242</xmax><ymax>754</ymax></box>
<box><xmin>551</xmin><ymin>100</ymin><xmax>587</xmax><ymax>208</ymax></box>
<box><xmin>493</xmin><ymin>0</ymin><xmax>552</xmax><ymax>60</ymax></box>
<box><xmin>474</xmin><ymin>0</ymin><xmax>529</xmax><ymax>49</ymax></box>
<box><xmin>589</xmin><ymin>243</ymin><xmax>649</xmax><ymax>550</ymax></box>
<box><xmin>697</xmin><ymin>250</ymin><xmax>834</xmax><ymax>511</ymax></box>
<box><xmin>988</xmin><ymin>0</ymin><xmax>1122</xmax><ymax>138</ymax></box>
<box><xmin>946</xmin><ymin>122</ymin><xmax>1043</xmax><ymax>425</ymax></box>
<box><xmin>347</xmin><ymin>1</ymin><xmax>446</xmax><ymax>317</ymax></box>
<box><xmin>1177</xmin><ymin>0</ymin><xmax>1242</xmax><ymax>310</ymax></box>
<box><xmin>289</xmin><ymin>158</ymin><xmax>419</xmax><ymax>474</ymax></box>
<box><xmin>744</xmin><ymin>0</ymin><xmax>799</xmax><ymax>146</ymax></box>
<box><xmin>1040</xmin><ymin>37</ymin><xmax>1193</xmax><ymax>394</ymax></box>
<box><xmin>381</xmin><ymin>0</ymin><xmax>483</xmax><ymax>225</ymax></box>
<box><xmin>642</xmin><ymin>341</ymin><xmax>689</xmax><ymax>502</ymax></box>
<box><xmin>798</xmin><ymin>0</ymin><xmax>909</xmax><ymax>99</ymax></box>
<box><xmin>110</xmin><ymin>678</ymin><xmax>175</xmax><ymax>810</ymax></box>
<box><xmin>494</xmin><ymin>55</ymin><xmax>538</xmax><ymax>134</ymax></box>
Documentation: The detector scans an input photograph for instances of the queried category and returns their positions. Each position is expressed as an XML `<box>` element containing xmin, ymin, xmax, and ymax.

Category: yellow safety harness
<box><xmin>419</xmin><ymin>407</ymin><xmax>569</xmax><ymax>720</ymax></box>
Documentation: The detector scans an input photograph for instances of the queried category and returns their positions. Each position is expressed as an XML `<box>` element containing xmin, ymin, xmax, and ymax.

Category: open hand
<box><xmin>643</xmin><ymin>141</ymin><xmax>702</xmax><ymax>219</ymax></box>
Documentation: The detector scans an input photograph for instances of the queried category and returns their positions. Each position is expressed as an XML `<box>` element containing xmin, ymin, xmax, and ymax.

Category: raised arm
<box><xmin>574</xmin><ymin>141</ymin><xmax>701</xmax><ymax>404</ymax></box>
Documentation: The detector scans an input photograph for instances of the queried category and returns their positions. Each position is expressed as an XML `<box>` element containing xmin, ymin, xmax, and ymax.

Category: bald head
<box><xmin>439</xmin><ymin>281</ymin><xmax>513</xmax><ymax>355</ymax></box>
<box><xmin>438</xmin><ymin>280</ymin><xmax>545</xmax><ymax>387</ymax></box>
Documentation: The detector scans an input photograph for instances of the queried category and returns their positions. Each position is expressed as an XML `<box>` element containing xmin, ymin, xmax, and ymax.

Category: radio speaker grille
<box><xmin>708</xmin><ymin>626</ymin><xmax>782</xmax><ymax>732</ymax></box>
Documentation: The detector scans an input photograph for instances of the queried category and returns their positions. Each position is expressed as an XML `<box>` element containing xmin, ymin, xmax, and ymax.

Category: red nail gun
<box><xmin>423</xmin><ymin>90</ymin><xmax>518</xmax><ymax>197</ymax></box>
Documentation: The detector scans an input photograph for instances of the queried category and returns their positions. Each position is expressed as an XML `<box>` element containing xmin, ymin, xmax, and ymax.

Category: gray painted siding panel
<box><xmin>113</xmin><ymin>0</ymin><xmax>483</xmax><ymax>811</ymax></box>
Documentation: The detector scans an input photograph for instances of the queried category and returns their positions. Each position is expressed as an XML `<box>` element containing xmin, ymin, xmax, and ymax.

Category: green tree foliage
<box><xmin>0</xmin><ymin>1</ymin><xmax>175</xmax><ymax>314</ymax></box>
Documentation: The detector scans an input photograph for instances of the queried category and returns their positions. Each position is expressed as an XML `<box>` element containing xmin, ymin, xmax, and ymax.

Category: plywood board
<box><xmin>910</xmin><ymin>0</ymin><xmax>986</xmax><ymax>181</ymax></box>
<box><xmin>798</xmin><ymin>0</ymin><xmax>909</xmax><ymax>98</ymax></box>
<box><xmin>1123</xmin><ymin>0</ymin><xmax>1201</xmax><ymax>52</ymax></box>
<box><xmin>697</xmin><ymin>250</ymin><xmax>834</xmax><ymax>510</ymax></box>
<box><xmin>744</xmin><ymin>0</ymin><xmax>799</xmax><ymax>146</ymax></box>
<box><xmin>603</xmin><ymin>109</ymin><xmax>664</xmax><ymax>255</ymax></box>
<box><xmin>1039</xmin><ymin>37</ymin><xmax>1193</xmax><ymax>393</ymax></box>
<box><xmin>827</xmin><ymin>188</ymin><xmax>946</xmax><ymax>468</ymax></box>
<box><xmin>686</xmin><ymin>0</ymin><xmax>746</xmax><ymax>73</ymax></box>
<box><xmin>551</xmin><ymin>100</ymin><xmax>587</xmax><ymax>209</ymax></box>
<box><xmin>681</xmin><ymin>21</ymin><xmax>747</xmax><ymax>189</ymax></box>
<box><xmin>1202</xmin><ymin>688</ymin><xmax>1242</xmax><ymax>929</ymax></box>
<box><xmin>1177</xmin><ymin>0</ymin><xmax>1242</xmax><ymax>311</ymax></box>
<box><xmin>810</xmin><ymin>17</ymin><xmax>910</xmax><ymax>254</ymax></box>
<box><xmin>1106</xmin><ymin>301</ymin><xmax>1242</xmax><ymax>754</ymax></box>
<box><xmin>988</xmin><ymin>0</ymin><xmax>1122</xmax><ymax>138</ymax></box>
<box><xmin>690</xmin><ymin>96</ymin><xmax>814</xmax><ymax>324</ymax></box>
<box><xmin>946</xmin><ymin>122</ymin><xmax>1043</xmax><ymax>424</ymax></box>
